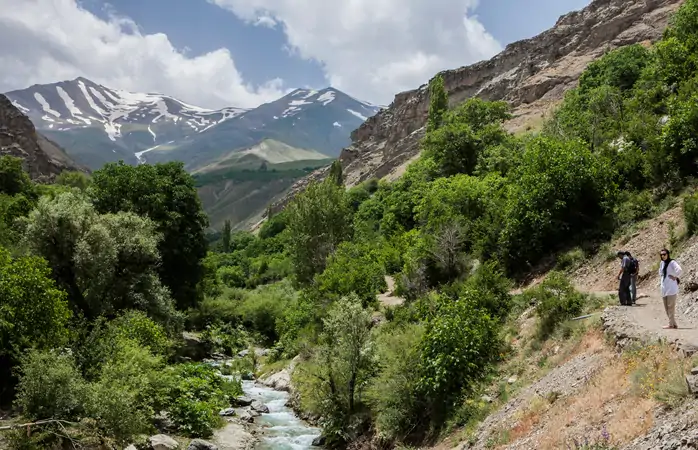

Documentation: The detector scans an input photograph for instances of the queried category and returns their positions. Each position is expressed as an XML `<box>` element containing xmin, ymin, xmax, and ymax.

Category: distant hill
<box><xmin>192</xmin><ymin>139</ymin><xmax>332</xmax><ymax>230</ymax></box>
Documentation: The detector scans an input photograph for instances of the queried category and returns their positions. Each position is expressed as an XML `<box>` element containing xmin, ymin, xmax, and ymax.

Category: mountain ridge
<box><xmin>5</xmin><ymin>79</ymin><xmax>381</xmax><ymax>171</ymax></box>
<box><xmin>264</xmin><ymin>0</ymin><xmax>683</xmax><ymax>222</ymax></box>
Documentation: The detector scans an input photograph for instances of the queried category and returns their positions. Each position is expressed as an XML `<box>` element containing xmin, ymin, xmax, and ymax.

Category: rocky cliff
<box><xmin>262</xmin><ymin>0</ymin><xmax>683</xmax><ymax>221</ymax></box>
<box><xmin>0</xmin><ymin>94</ymin><xmax>83</xmax><ymax>181</ymax></box>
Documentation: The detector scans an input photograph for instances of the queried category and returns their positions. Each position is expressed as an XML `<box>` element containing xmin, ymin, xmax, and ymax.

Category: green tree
<box><xmin>578</xmin><ymin>44</ymin><xmax>652</xmax><ymax>93</ymax></box>
<box><xmin>0</xmin><ymin>155</ymin><xmax>34</xmax><ymax>197</ymax></box>
<box><xmin>423</xmin><ymin>99</ymin><xmax>510</xmax><ymax>176</ymax></box>
<box><xmin>89</xmin><ymin>162</ymin><xmax>209</xmax><ymax>310</ymax></box>
<box><xmin>298</xmin><ymin>295</ymin><xmax>375</xmax><ymax>445</ymax></box>
<box><xmin>315</xmin><ymin>241</ymin><xmax>387</xmax><ymax>306</ymax></box>
<box><xmin>499</xmin><ymin>136</ymin><xmax>616</xmax><ymax>272</ymax></box>
<box><xmin>221</xmin><ymin>219</ymin><xmax>232</xmax><ymax>253</ymax></box>
<box><xmin>0</xmin><ymin>247</ymin><xmax>71</xmax><ymax>400</ymax></box>
<box><xmin>55</xmin><ymin>171</ymin><xmax>91</xmax><ymax>190</ymax></box>
<box><xmin>286</xmin><ymin>179</ymin><xmax>352</xmax><ymax>284</ymax></box>
<box><xmin>328</xmin><ymin>160</ymin><xmax>344</xmax><ymax>186</ymax></box>
<box><xmin>417</xmin><ymin>291</ymin><xmax>500</xmax><ymax>423</ymax></box>
<box><xmin>426</xmin><ymin>74</ymin><xmax>448</xmax><ymax>132</ymax></box>
<box><xmin>22</xmin><ymin>191</ymin><xmax>177</xmax><ymax>323</ymax></box>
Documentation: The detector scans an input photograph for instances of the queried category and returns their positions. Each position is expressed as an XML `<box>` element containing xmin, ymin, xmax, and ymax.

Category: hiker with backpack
<box><xmin>616</xmin><ymin>251</ymin><xmax>633</xmax><ymax>306</ymax></box>
<box><xmin>625</xmin><ymin>251</ymin><xmax>639</xmax><ymax>305</ymax></box>
<box><xmin>659</xmin><ymin>248</ymin><xmax>683</xmax><ymax>329</ymax></box>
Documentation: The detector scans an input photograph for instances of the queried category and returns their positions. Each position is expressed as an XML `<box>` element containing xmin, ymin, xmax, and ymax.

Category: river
<box><xmin>241</xmin><ymin>380</ymin><xmax>321</xmax><ymax>450</ymax></box>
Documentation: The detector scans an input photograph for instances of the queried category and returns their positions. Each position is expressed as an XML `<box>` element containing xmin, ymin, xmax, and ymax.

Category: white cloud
<box><xmin>209</xmin><ymin>0</ymin><xmax>502</xmax><ymax>105</ymax></box>
<box><xmin>0</xmin><ymin>0</ymin><xmax>287</xmax><ymax>109</ymax></box>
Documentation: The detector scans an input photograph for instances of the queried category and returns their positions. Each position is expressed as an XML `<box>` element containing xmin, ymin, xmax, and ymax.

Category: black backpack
<box><xmin>626</xmin><ymin>257</ymin><xmax>638</xmax><ymax>274</ymax></box>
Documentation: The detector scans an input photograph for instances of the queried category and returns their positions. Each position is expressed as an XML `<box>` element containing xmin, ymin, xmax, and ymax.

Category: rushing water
<box><xmin>241</xmin><ymin>380</ymin><xmax>322</xmax><ymax>450</ymax></box>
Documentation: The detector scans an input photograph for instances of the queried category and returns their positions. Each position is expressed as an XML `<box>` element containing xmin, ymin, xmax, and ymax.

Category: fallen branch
<box><xmin>0</xmin><ymin>419</ymin><xmax>76</xmax><ymax>432</ymax></box>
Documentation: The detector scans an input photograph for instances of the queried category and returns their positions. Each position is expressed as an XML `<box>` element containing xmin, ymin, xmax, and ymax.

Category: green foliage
<box><xmin>259</xmin><ymin>210</ymin><xmax>288</xmax><ymax>239</ymax></box>
<box><xmin>236</xmin><ymin>281</ymin><xmax>298</xmax><ymax>344</ymax></box>
<box><xmin>427</xmin><ymin>74</ymin><xmax>449</xmax><ymax>132</ymax></box>
<box><xmin>55</xmin><ymin>171</ymin><xmax>91</xmax><ymax>190</ymax></box>
<box><xmin>166</xmin><ymin>363</ymin><xmax>242</xmax><ymax>438</ymax></box>
<box><xmin>366</xmin><ymin>323</ymin><xmax>425</xmax><ymax>443</ymax></box>
<box><xmin>14</xmin><ymin>350</ymin><xmax>87</xmax><ymax>421</ymax></box>
<box><xmin>315</xmin><ymin>240</ymin><xmax>387</xmax><ymax>306</ymax></box>
<box><xmin>661</xmin><ymin>91</ymin><xmax>698</xmax><ymax>177</ymax></box>
<box><xmin>286</xmin><ymin>179</ymin><xmax>353</xmax><ymax>284</ymax></box>
<box><xmin>525</xmin><ymin>272</ymin><xmax>586</xmax><ymax>339</ymax></box>
<box><xmin>217</xmin><ymin>265</ymin><xmax>246</xmax><ymax>288</ymax></box>
<box><xmin>200</xmin><ymin>322</ymin><xmax>248</xmax><ymax>356</ymax></box>
<box><xmin>329</xmin><ymin>160</ymin><xmax>344</xmax><ymax>186</ymax></box>
<box><xmin>0</xmin><ymin>156</ymin><xmax>34</xmax><ymax>197</ymax></box>
<box><xmin>683</xmin><ymin>192</ymin><xmax>698</xmax><ymax>236</ymax></box>
<box><xmin>423</xmin><ymin>99</ymin><xmax>510</xmax><ymax>176</ymax></box>
<box><xmin>417</xmin><ymin>292</ymin><xmax>500</xmax><ymax>419</ymax></box>
<box><xmin>295</xmin><ymin>295</ymin><xmax>375</xmax><ymax>445</ymax></box>
<box><xmin>579</xmin><ymin>44</ymin><xmax>652</xmax><ymax>93</ymax></box>
<box><xmin>221</xmin><ymin>220</ymin><xmax>232</xmax><ymax>253</ymax></box>
<box><xmin>89</xmin><ymin>161</ymin><xmax>209</xmax><ymax>310</ymax></box>
<box><xmin>22</xmin><ymin>191</ymin><xmax>179</xmax><ymax>325</ymax></box>
<box><xmin>459</xmin><ymin>261</ymin><xmax>512</xmax><ymax>322</ymax></box>
<box><xmin>499</xmin><ymin>136</ymin><xmax>616</xmax><ymax>273</ymax></box>
<box><xmin>0</xmin><ymin>247</ymin><xmax>71</xmax><ymax>399</ymax></box>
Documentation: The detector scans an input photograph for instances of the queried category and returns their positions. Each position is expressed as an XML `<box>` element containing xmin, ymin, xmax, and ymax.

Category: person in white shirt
<box><xmin>658</xmin><ymin>248</ymin><xmax>683</xmax><ymax>329</ymax></box>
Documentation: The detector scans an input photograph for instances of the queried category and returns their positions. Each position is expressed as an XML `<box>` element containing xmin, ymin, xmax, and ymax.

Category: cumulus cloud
<box><xmin>0</xmin><ymin>0</ymin><xmax>287</xmax><ymax>109</ymax></box>
<box><xmin>209</xmin><ymin>0</ymin><xmax>502</xmax><ymax>105</ymax></box>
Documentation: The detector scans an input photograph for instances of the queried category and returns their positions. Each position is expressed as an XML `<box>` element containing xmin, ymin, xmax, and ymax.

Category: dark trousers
<box><xmin>619</xmin><ymin>274</ymin><xmax>632</xmax><ymax>305</ymax></box>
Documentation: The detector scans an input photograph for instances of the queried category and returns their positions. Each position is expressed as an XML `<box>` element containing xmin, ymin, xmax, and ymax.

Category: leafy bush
<box><xmin>556</xmin><ymin>247</ymin><xmax>586</xmax><ymax>271</ymax></box>
<box><xmin>526</xmin><ymin>272</ymin><xmax>586</xmax><ymax>339</ymax></box>
<box><xmin>217</xmin><ymin>265</ymin><xmax>247</xmax><ymax>288</ymax></box>
<box><xmin>684</xmin><ymin>192</ymin><xmax>698</xmax><ymax>236</ymax></box>
<box><xmin>14</xmin><ymin>350</ymin><xmax>87</xmax><ymax>421</ymax></box>
<box><xmin>315</xmin><ymin>240</ymin><xmax>387</xmax><ymax>306</ymax></box>
<box><xmin>416</xmin><ymin>291</ymin><xmax>500</xmax><ymax>423</ymax></box>
<box><xmin>200</xmin><ymin>322</ymin><xmax>249</xmax><ymax>356</ymax></box>
<box><xmin>366</xmin><ymin>323</ymin><xmax>425</xmax><ymax>442</ymax></box>
<box><xmin>165</xmin><ymin>363</ymin><xmax>242</xmax><ymax>437</ymax></box>
<box><xmin>236</xmin><ymin>281</ymin><xmax>297</xmax><ymax>344</ymax></box>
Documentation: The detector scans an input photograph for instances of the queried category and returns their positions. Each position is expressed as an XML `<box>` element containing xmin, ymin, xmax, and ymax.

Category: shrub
<box><xmin>200</xmin><ymin>322</ymin><xmax>249</xmax><ymax>356</ymax></box>
<box><xmin>14</xmin><ymin>349</ymin><xmax>87</xmax><ymax>421</ymax></box>
<box><xmin>526</xmin><ymin>272</ymin><xmax>586</xmax><ymax>339</ymax></box>
<box><xmin>416</xmin><ymin>292</ymin><xmax>501</xmax><ymax>423</ymax></box>
<box><xmin>236</xmin><ymin>281</ymin><xmax>297</xmax><ymax>344</ymax></box>
<box><xmin>683</xmin><ymin>192</ymin><xmax>698</xmax><ymax>236</ymax></box>
<box><xmin>165</xmin><ymin>363</ymin><xmax>242</xmax><ymax>438</ymax></box>
<box><xmin>217</xmin><ymin>265</ymin><xmax>247</xmax><ymax>288</ymax></box>
<box><xmin>555</xmin><ymin>247</ymin><xmax>586</xmax><ymax>271</ymax></box>
<box><xmin>366</xmin><ymin>323</ymin><xmax>425</xmax><ymax>442</ymax></box>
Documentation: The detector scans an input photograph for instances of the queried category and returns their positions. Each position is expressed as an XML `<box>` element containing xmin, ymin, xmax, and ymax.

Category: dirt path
<box><xmin>377</xmin><ymin>275</ymin><xmax>404</xmax><ymax>307</ymax></box>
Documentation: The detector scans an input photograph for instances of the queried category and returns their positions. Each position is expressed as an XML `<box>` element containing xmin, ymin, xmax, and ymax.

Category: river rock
<box><xmin>219</xmin><ymin>407</ymin><xmax>236</xmax><ymax>417</ymax></box>
<box><xmin>149</xmin><ymin>434</ymin><xmax>179</xmax><ymax>450</ymax></box>
<box><xmin>251</xmin><ymin>400</ymin><xmax>269</xmax><ymax>413</ymax></box>
<box><xmin>187</xmin><ymin>439</ymin><xmax>218</xmax><ymax>450</ymax></box>
<box><xmin>259</xmin><ymin>369</ymin><xmax>292</xmax><ymax>392</ymax></box>
<box><xmin>686</xmin><ymin>371</ymin><xmax>698</xmax><ymax>397</ymax></box>
<box><xmin>180</xmin><ymin>332</ymin><xmax>206</xmax><ymax>361</ymax></box>
<box><xmin>231</xmin><ymin>396</ymin><xmax>253</xmax><ymax>407</ymax></box>
<box><xmin>237</xmin><ymin>410</ymin><xmax>255</xmax><ymax>423</ymax></box>
<box><xmin>212</xmin><ymin>422</ymin><xmax>256</xmax><ymax>450</ymax></box>
<box><xmin>312</xmin><ymin>436</ymin><xmax>326</xmax><ymax>446</ymax></box>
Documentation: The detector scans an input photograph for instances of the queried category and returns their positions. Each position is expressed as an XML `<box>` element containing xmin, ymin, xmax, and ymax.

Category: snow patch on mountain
<box><xmin>347</xmin><ymin>109</ymin><xmax>368</xmax><ymax>121</ymax></box>
<box><xmin>34</xmin><ymin>93</ymin><xmax>60</xmax><ymax>117</ymax></box>
<box><xmin>317</xmin><ymin>91</ymin><xmax>335</xmax><ymax>106</ymax></box>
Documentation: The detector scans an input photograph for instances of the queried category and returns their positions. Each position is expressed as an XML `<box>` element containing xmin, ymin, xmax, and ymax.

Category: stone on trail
<box><xmin>219</xmin><ymin>407</ymin><xmax>236</xmax><ymax>416</ymax></box>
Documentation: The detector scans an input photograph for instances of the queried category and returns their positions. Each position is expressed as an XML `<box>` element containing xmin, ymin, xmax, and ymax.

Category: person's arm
<box><xmin>669</xmin><ymin>261</ymin><xmax>683</xmax><ymax>280</ymax></box>
<box><xmin>617</xmin><ymin>263</ymin><xmax>624</xmax><ymax>280</ymax></box>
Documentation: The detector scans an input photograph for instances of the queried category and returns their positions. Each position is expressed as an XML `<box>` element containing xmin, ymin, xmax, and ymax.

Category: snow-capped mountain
<box><xmin>4</xmin><ymin>78</ymin><xmax>381</xmax><ymax>170</ymax></box>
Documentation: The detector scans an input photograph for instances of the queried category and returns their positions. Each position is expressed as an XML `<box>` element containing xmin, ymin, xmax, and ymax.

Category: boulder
<box><xmin>237</xmin><ymin>410</ymin><xmax>255</xmax><ymax>423</ymax></box>
<box><xmin>312</xmin><ymin>435</ymin><xmax>326</xmax><ymax>446</ymax></box>
<box><xmin>686</xmin><ymin>369</ymin><xmax>698</xmax><ymax>397</ymax></box>
<box><xmin>259</xmin><ymin>369</ymin><xmax>292</xmax><ymax>392</ymax></box>
<box><xmin>231</xmin><ymin>396</ymin><xmax>253</xmax><ymax>407</ymax></box>
<box><xmin>149</xmin><ymin>434</ymin><xmax>179</xmax><ymax>450</ymax></box>
<box><xmin>219</xmin><ymin>407</ymin><xmax>236</xmax><ymax>417</ymax></box>
<box><xmin>251</xmin><ymin>400</ymin><xmax>269</xmax><ymax>414</ymax></box>
<box><xmin>180</xmin><ymin>332</ymin><xmax>207</xmax><ymax>361</ymax></box>
<box><xmin>187</xmin><ymin>439</ymin><xmax>218</xmax><ymax>450</ymax></box>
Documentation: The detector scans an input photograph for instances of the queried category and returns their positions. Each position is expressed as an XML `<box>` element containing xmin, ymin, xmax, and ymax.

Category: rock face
<box><xmin>0</xmin><ymin>94</ymin><xmax>83</xmax><ymax>182</ymax></box>
<box><xmin>262</xmin><ymin>0</ymin><xmax>683</xmax><ymax>220</ymax></box>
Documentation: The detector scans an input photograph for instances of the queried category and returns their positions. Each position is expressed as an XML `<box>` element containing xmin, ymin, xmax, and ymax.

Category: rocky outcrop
<box><xmin>0</xmin><ymin>94</ymin><xmax>84</xmax><ymax>182</ymax></box>
<box><xmin>262</xmin><ymin>0</ymin><xmax>683</xmax><ymax>220</ymax></box>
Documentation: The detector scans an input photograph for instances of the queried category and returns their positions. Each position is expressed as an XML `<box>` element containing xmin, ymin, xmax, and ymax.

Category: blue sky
<box><xmin>85</xmin><ymin>0</ymin><xmax>589</xmax><ymax>94</ymax></box>
<box><xmin>0</xmin><ymin>0</ymin><xmax>590</xmax><ymax>108</ymax></box>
